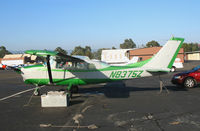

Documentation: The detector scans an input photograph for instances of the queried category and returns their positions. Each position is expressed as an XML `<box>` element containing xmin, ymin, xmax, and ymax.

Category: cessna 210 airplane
<box><xmin>16</xmin><ymin>37</ymin><xmax>184</xmax><ymax>97</ymax></box>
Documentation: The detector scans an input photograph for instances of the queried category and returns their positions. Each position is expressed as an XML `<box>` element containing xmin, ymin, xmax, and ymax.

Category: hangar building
<box><xmin>101</xmin><ymin>47</ymin><xmax>184</xmax><ymax>64</ymax></box>
<box><xmin>101</xmin><ymin>49</ymin><xmax>132</xmax><ymax>65</ymax></box>
<box><xmin>185</xmin><ymin>51</ymin><xmax>200</xmax><ymax>61</ymax></box>
<box><xmin>1</xmin><ymin>54</ymin><xmax>40</xmax><ymax>66</ymax></box>
<box><xmin>129</xmin><ymin>47</ymin><xmax>184</xmax><ymax>63</ymax></box>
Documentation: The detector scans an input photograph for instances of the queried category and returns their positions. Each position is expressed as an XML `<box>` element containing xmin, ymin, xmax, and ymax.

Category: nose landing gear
<box><xmin>33</xmin><ymin>87</ymin><xmax>41</xmax><ymax>96</ymax></box>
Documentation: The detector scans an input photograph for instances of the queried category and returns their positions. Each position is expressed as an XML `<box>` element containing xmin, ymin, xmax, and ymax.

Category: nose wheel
<box><xmin>34</xmin><ymin>87</ymin><xmax>41</xmax><ymax>96</ymax></box>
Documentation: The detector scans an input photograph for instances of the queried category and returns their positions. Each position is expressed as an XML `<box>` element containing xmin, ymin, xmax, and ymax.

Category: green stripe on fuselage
<box><xmin>23</xmin><ymin>64</ymin><xmax>44</xmax><ymax>69</ymax></box>
<box><xmin>24</xmin><ymin>78</ymin><xmax>124</xmax><ymax>86</ymax></box>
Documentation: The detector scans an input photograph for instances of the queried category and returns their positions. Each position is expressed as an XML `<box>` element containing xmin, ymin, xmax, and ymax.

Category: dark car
<box><xmin>171</xmin><ymin>65</ymin><xmax>200</xmax><ymax>88</ymax></box>
<box><xmin>0</xmin><ymin>64</ymin><xmax>7</xmax><ymax>70</ymax></box>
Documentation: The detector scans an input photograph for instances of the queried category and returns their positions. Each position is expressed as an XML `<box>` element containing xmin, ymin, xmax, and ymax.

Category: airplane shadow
<box><xmin>78</xmin><ymin>81</ymin><xmax>189</xmax><ymax>98</ymax></box>
<box><xmin>70</xmin><ymin>100</ymin><xmax>84</xmax><ymax>106</ymax></box>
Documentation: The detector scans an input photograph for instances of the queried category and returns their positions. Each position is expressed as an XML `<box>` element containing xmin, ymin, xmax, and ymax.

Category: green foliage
<box><xmin>120</xmin><ymin>39</ymin><xmax>136</xmax><ymax>49</ymax></box>
<box><xmin>71</xmin><ymin>46</ymin><xmax>93</xmax><ymax>59</ymax></box>
<box><xmin>54</xmin><ymin>47</ymin><xmax>68</xmax><ymax>55</ymax></box>
<box><xmin>112</xmin><ymin>46</ymin><xmax>116</xmax><ymax>49</ymax></box>
<box><xmin>54</xmin><ymin>47</ymin><xmax>68</xmax><ymax>63</ymax></box>
<box><xmin>146</xmin><ymin>40</ymin><xmax>160</xmax><ymax>47</ymax></box>
<box><xmin>182</xmin><ymin>43</ymin><xmax>199</xmax><ymax>52</ymax></box>
<box><xmin>0</xmin><ymin>46</ymin><xmax>11</xmax><ymax>58</ymax></box>
<box><xmin>92</xmin><ymin>48</ymin><xmax>109</xmax><ymax>60</ymax></box>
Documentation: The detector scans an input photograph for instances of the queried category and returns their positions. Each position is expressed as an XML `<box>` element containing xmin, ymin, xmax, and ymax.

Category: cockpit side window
<box><xmin>54</xmin><ymin>56</ymin><xmax>109</xmax><ymax>70</ymax></box>
<box><xmin>55</xmin><ymin>60</ymin><xmax>96</xmax><ymax>70</ymax></box>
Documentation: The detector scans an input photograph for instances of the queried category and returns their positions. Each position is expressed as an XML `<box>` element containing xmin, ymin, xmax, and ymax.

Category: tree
<box><xmin>146</xmin><ymin>40</ymin><xmax>160</xmax><ymax>47</ymax></box>
<box><xmin>85</xmin><ymin>46</ymin><xmax>93</xmax><ymax>58</ymax></box>
<box><xmin>53</xmin><ymin>47</ymin><xmax>68</xmax><ymax>63</ymax></box>
<box><xmin>182</xmin><ymin>43</ymin><xmax>199</xmax><ymax>52</ymax></box>
<box><xmin>0</xmin><ymin>46</ymin><xmax>11</xmax><ymax>58</ymax></box>
<box><xmin>182</xmin><ymin>43</ymin><xmax>189</xmax><ymax>52</ymax></box>
<box><xmin>112</xmin><ymin>46</ymin><xmax>116</xmax><ymax>49</ymax></box>
<box><xmin>120</xmin><ymin>39</ymin><xmax>136</xmax><ymax>49</ymax></box>
<box><xmin>92</xmin><ymin>48</ymin><xmax>109</xmax><ymax>60</ymax></box>
<box><xmin>71</xmin><ymin>46</ymin><xmax>93</xmax><ymax>59</ymax></box>
<box><xmin>54</xmin><ymin>47</ymin><xmax>67</xmax><ymax>55</ymax></box>
<box><xmin>71</xmin><ymin>46</ymin><xmax>85</xmax><ymax>56</ymax></box>
<box><xmin>191</xmin><ymin>43</ymin><xmax>199</xmax><ymax>51</ymax></box>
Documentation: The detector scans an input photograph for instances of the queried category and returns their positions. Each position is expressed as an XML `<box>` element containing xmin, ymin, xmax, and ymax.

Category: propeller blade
<box><xmin>46</xmin><ymin>55</ymin><xmax>53</xmax><ymax>84</ymax></box>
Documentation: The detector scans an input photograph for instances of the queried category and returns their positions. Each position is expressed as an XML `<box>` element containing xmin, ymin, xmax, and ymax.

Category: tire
<box><xmin>58</xmin><ymin>88</ymin><xmax>65</xmax><ymax>91</ymax></box>
<box><xmin>66</xmin><ymin>93</ymin><xmax>70</xmax><ymax>107</ymax></box>
<box><xmin>170</xmin><ymin>66</ymin><xmax>176</xmax><ymax>72</ymax></box>
<box><xmin>71</xmin><ymin>86</ymin><xmax>79</xmax><ymax>93</ymax></box>
<box><xmin>183</xmin><ymin>77</ymin><xmax>195</xmax><ymax>88</ymax></box>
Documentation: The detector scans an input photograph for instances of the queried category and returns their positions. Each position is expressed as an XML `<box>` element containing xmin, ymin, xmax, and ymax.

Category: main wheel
<box><xmin>183</xmin><ymin>77</ymin><xmax>195</xmax><ymax>88</ymax></box>
<box><xmin>170</xmin><ymin>66</ymin><xmax>176</xmax><ymax>72</ymax></box>
<box><xmin>67</xmin><ymin>90</ymin><xmax>72</xmax><ymax>99</ymax></box>
<box><xmin>66</xmin><ymin>93</ymin><xmax>70</xmax><ymax>107</ymax></box>
<box><xmin>71</xmin><ymin>86</ymin><xmax>79</xmax><ymax>93</ymax></box>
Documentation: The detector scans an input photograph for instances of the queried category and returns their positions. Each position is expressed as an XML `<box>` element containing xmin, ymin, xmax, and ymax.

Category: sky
<box><xmin>0</xmin><ymin>0</ymin><xmax>200</xmax><ymax>51</ymax></box>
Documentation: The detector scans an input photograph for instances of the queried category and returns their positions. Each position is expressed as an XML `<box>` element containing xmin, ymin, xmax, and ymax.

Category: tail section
<box><xmin>143</xmin><ymin>37</ymin><xmax>184</xmax><ymax>70</ymax></box>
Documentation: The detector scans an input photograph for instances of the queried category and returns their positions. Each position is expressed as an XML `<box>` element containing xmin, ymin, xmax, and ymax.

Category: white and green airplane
<box><xmin>16</xmin><ymin>37</ymin><xmax>184</xmax><ymax>96</ymax></box>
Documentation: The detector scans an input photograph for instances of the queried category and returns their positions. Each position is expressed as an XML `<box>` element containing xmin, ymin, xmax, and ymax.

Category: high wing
<box><xmin>25</xmin><ymin>50</ymin><xmax>84</xmax><ymax>84</ymax></box>
<box><xmin>57</xmin><ymin>53</ymin><xmax>85</xmax><ymax>62</ymax></box>
<box><xmin>25</xmin><ymin>50</ymin><xmax>84</xmax><ymax>62</ymax></box>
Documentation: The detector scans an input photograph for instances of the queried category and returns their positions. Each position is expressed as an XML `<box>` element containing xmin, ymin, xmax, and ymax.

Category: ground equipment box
<box><xmin>41</xmin><ymin>91</ymin><xmax>69</xmax><ymax>107</ymax></box>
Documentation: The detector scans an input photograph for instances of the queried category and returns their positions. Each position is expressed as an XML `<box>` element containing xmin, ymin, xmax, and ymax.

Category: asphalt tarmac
<box><xmin>0</xmin><ymin>63</ymin><xmax>200</xmax><ymax>131</ymax></box>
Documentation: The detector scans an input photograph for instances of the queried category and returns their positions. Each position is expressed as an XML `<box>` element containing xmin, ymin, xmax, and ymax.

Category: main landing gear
<box><xmin>66</xmin><ymin>84</ymin><xmax>79</xmax><ymax>98</ymax></box>
<box><xmin>29</xmin><ymin>85</ymin><xmax>79</xmax><ymax>107</ymax></box>
<box><xmin>33</xmin><ymin>85</ymin><xmax>79</xmax><ymax>97</ymax></box>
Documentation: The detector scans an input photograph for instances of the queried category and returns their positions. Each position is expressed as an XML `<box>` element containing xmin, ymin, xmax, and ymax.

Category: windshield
<box><xmin>192</xmin><ymin>65</ymin><xmax>200</xmax><ymax>71</ymax></box>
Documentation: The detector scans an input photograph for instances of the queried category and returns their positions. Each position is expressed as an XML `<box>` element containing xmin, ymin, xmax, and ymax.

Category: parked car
<box><xmin>170</xmin><ymin>58</ymin><xmax>184</xmax><ymax>72</ymax></box>
<box><xmin>171</xmin><ymin>65</ymin><xmax>200</xmax><ymax>88</ymax></box>
<box><xmin>0</xmin><ymin>64</ymin><xmax>7</xmax><ymax>70</ymax></box>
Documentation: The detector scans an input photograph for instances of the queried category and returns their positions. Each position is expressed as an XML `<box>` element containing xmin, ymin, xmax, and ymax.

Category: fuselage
<box><xmin>21</xmin><ymin>61</ymin><xmax>152</xmax><ymax>86</ymax></box>
<box><xmin>19</xmin><ymin>37</ymin><xmax>185</xmax><ymax>87</ymax></box>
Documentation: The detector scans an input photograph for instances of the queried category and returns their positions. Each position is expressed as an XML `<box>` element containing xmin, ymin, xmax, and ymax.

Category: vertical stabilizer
<box><xmin>143</xmin><ymin>37</ymin><xmax>184</xmax><ymax>69</ymax></box>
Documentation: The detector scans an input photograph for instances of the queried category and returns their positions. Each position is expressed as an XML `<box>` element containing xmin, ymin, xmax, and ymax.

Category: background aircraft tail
<box><xmin>143</xmin><ymin>37</ymin><xmax>184</xmax><ymax>70</ymax></box>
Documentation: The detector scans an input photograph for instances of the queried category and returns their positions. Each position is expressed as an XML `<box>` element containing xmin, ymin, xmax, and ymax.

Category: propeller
<box><xmin>46</xmin><ymin>55</ymin><xmax>53</xmax><ymax>84</ymax></box>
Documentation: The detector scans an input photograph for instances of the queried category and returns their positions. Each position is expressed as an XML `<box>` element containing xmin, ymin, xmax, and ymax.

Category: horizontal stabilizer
<box><xmin>146</xmin><ymin>68</ymin><xmax>170</xmax><ymax>73</ymax></box>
